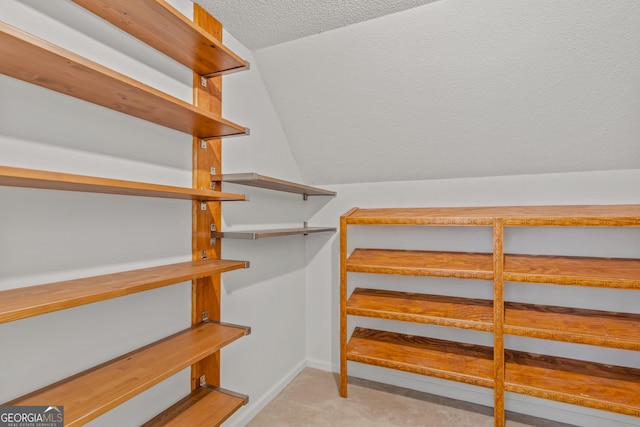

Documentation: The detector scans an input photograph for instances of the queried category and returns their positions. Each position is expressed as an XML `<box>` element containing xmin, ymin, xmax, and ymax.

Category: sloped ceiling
<box><xmin>199</xmin><ymin>0</ymin><xmax>640</xmax><ymax>185</ymax></box>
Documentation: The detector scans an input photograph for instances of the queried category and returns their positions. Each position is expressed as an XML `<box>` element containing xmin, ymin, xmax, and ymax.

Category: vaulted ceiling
<box><xmin>197</xmin><ymin>0</ymin><xmax>640</xmax><ymax>185</ymax></box>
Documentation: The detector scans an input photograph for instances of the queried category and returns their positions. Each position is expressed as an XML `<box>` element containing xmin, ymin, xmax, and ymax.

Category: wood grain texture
<box><xmin>340</xmin><ymin>205</ymin><xmax>640</xmax><ymax>423</ymax></box>
<box><xmin>5</xmin><ymin>323</ymin><xmax>246</xmax><ymax>426</ymax></box>
<box><xmin>141</xmin><ymin>387</ymin><xmax>244</xmax><ymax>426</ymax></box>
<box><xmin>347</xmin><ymin>328</ymin><xmax>494</xmax><ymax>388</ymax></box>
<box><xmin>0</xmin><ymin>21</ymin><xmax>246</xmax><ymax>139</ymax></box>
<box><xmin>493</xmin><ymin>219</ymin><xmax>505</xmax><ymax>427</ymax></box>
<box><xmin>505</xmin><ymin>303</ymin><xmax>640</xmax><ymax>350</ymax></box>
<box><xmin>340</xmin><ymin>208</ymin><xmax>358</xmax><ymax>397</ymax></box>
<box><xmin>347</xmin><ymin>248</ymin><xmax>494</xmax><ymax>279</ymax></box>
<box><xmin>346</xmin><ymin>288</ymin><xmax>493</xmax><ymax>331</ymax></box>
<box><xmin>505</xmin><ymin>350</ymin><xmax>640</xmax><ymax>417</ymax></box>
<box><xmin>191</xmin><ymin>3</ymin><xmax>225</xmax><ymax>392</ymax></box>
<box><xmin>504</xmin><ymin>254</ymin><xmax>640</xmax><ymax>289</ymax></box>
<box><xmin>0</xmin><ymin>165</ymin><xmax>245</xmax><ymax>201</ymax></box>
<box><xmin>71</xmin><ymin>0</ymin><xmax>248</xmax><ymax>76</ymax></box>
<box><xmin>345</xmin><ymin>205</ymin><xmax>640</xmax><ymax>226</ymax></box>
<box><xmin>0</xmin><ymin>259</ymin><xmax>247</xmax><ymax>324</ymax></box>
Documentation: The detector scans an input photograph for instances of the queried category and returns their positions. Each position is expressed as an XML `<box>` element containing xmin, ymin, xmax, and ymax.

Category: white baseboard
<box><xmin>222</xmin><ymin>360</ymin><xmax>307</xmax><ymax>427</ymax></box>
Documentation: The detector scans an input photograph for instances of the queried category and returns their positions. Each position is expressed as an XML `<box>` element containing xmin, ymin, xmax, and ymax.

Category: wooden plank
<box><xmin>504</xmin><ymin>254</ymin><xmax>640</xmax><ymax>289</ymax></box>
<box><xmin>0</xmin><ymin>165</ymin><xmax>245</xmax><ymax>201</ymax></box>
<box><xmin>505</xmin><ymin>350</ymin><xmax>640</xmax><ymax>417</ymax></box>
<box><xmin>344</xmin><ymin>205</ymin><xmax>640</xmax><ymax>226</ymax></box>
<box><xmin>346</xmin><ymin>288</ymin><xmax>493</xmax><ymax>331</ymax></box>
<box><xmin>191</xmin><ymin>3</ymin><xmax>224</xmax><ymax>392</ymax></box>
<box><xmin>493</xmin><ymin>219</ymin><xmax>505</xmax><ymax>427</ymax></box>
<box><xmin>505</xmin><ymin>303</ymin><xmax>640</xmax><ymax>351</ymax></box>
<box><xmin>0</xmin><ymin>21</ymin><xmax>246</xmax><ymax>139</ymax></box>
<box><xmin>141</xmin><ymin>387</ymin><xmax>245</xmax><ymax>426</ymax></box>
<box><xmin>340</xmin><ymin>208</ymin><xmax>358</xmax><ymax>398</ymax></box>
<box><xmin>0</xmin><ymin>259</ymin><xmax>248</xmax><ymax>324</ymax></box>
<box><xmin>346</xmin><ymin>248</ymin><xmax>494</xmax><ymax>280</ymax></box>
<box><xmin>5</xmin><ymin>322</ymin><xmax>246</xmax><ymax>427</ymax></box>
<box><xmin>72</xmin><ymin>0</ymin><xmax>248</xmax><ymax>76</ymax></box>
<box><xmin>213</xmin><ymin>173</ymin><xmax>336</xmax><ymax>196</ymax></box>
<box><xmin>347</xmin><ymin>328</ymin><xmax>494</xmax><ymax>388</ymax></box>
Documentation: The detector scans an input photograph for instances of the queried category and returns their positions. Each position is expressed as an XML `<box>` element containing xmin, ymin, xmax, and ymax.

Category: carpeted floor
<box><xmin>247</xmin><ymin>368</ymin><xmax>576</xmax><ymax>427</ymax></box>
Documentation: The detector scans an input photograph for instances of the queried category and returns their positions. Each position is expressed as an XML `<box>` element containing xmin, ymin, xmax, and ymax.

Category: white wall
<box><xmin>0</xmin><ymin>1</ymin><xmax>308</xmax><ymax>426</ymax></box>
<box><xmin>254</xmin><ymin>0</ymin><xmax>640</xmax><ymax>186</ymax></box>
<box><xmin>306</xmin><ymin>169</ymin><xmax>640</xmax><ymax>427</ymax></box>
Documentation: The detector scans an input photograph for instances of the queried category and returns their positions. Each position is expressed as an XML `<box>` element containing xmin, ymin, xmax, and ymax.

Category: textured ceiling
<box><xmin>252</xmin><ymin>0</ymin><xmax>640</xmax><ymax>185</ymax></box>
<box><xmin>195</xmin><ymin>0</ymin><xmax>438</xmax><ymax>50</ymax></box>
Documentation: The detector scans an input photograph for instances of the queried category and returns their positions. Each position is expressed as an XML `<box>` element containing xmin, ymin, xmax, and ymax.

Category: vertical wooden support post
<box><xmin>191</xmin><ymin>3</ymin><xmax>224</xmax><ymax>390</ymax></box>
<box><xmin>493</xmin><ymin>219</ymin><xmax>505</xmax><ymax>427</ymax></box>
<box><xmin>339</xmin><ymin>208</ymin><xmax>358</xmax><ymax>397</ymax></box>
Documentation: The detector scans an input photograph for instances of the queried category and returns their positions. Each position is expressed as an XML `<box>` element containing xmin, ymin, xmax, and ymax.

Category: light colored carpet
<box><xmin>248</xmin><ymin>368</ymin><xmax>575</xmax><ymax>427</ymax></box>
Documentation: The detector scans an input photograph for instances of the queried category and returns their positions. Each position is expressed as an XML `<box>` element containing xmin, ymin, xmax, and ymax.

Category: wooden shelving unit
<box><xmin>141</xmin><ymin>386</ymin><xmax>247</xmax><ymax>426</ymax></box>
<box><xmin>340</xmin><ymin>205</ymin><xmax>640</xmax><ymax>426</ymax></box>
<box><xmin>0</xmin><ymin>21</ymin><xmax>248</xmax><ymax>139</ymax></box>
<box><xmin>0</xmin><ymin>259</ymin><xmax>247</xmax><ymax>324</ymax></box>
<box><xmin>348</xmin><ymin>328</ymin><xmax>495</xmax><ymax>388</ymax></box>
<box><xmin>1</xmin><ymin>2</ymin><xmax>253</xmax><ymax>424</ymax></box>
<box><xmin>6</xmin><ymin>322</ymin><xmax>248</xmax><ymax>427</ymax></box>
<box><xmin>71</xmin><ymin>0</ymin><xmax>249</xmax><ymax>77</ymax></box>
<box><xmin>0</xmin><ymin>165</ymin><xmax>246</xmax><ymax>201</ymax></box>
<box><xmin>347</xmin><ymin>288</ymin><xmax>494</xmax><ymax>331</ymax></box>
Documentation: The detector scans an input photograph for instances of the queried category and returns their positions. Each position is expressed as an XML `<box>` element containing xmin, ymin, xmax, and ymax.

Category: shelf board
<box><xmin>0</xmin><ymin>165</ymin><xmax>246</xmax><ymax>201</ymax></box>
<box><xmin>0</xmin><ymin>259</ymin><xmax>248</xmax><ymax>324</ymax></box>
<box><xmin>212</xmin><ymin>226</ymin><xmax>336</xmax><ymax>239</ymax></box>
<box><xmin>346</xmin><ymin>249</ymin><xmax>494</xmax><ymax>280</ymax></box>
<box><xmin>141</xmin><ymin>386</ymin><xmax>246</xmax><ymax>426</ymax></box>
<box><xmin>347</xmin><ymin>327</ymin><xmax>494</xmax><ymax>388</ymax></box>
<box><xmin>0</xmin><ymin>21</ymin><xmax>247</xmax><ymax>139</ymax></box>
<box><xmin>344</xmin><ymin>205</ymin><xmax>640</xmax><ymax>226</ymax></box>
<box><xmin>347</xmin><ymin>288</ymin><xmax>494</xmax><ymax>332</ymax></box>
<box><xmin>5</xmin><ymin>322</ymin><xmax>248</xmax><ymax>427</ymax></box>
<box><xmin>213</xmin><ymin>173</ymin><xmax>336</xmax><ymax>197</ymax></box>
<box><xmin>347</xmin><ymin>288</ymin><xmax>640</xmax><ymax>350</ymax></box>
<box><xmin>505</xmin><ymin>350</ymin><xmax>640</xmax><ymax>417</ymax></box>
<box><xmin>72</xmin><ymin>0</ymin><xmax>249</xmax><ymax>77</ymax></box>
<box><xmin>505</xmin><ymin>302</ymin><xmax>640</xmax><ymax>351</ymax></box>
<box><xmin>504</xmin><ymin>254</ymin><xmax>640</xmax><ymax>289</ymax></box>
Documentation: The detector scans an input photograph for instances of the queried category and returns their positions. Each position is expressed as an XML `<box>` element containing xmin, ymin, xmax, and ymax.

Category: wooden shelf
<box><xmin>505</xmin><ymin>350</ymin><xmax>640</xmax><ymax>417</ymax></box>
<box><xmin>346</xmin><ymin>248</ymin><xmax>494</xmax><ymax>280</ymax></box>
<box><xmin>504</xmin><ymin>254</ymin><xmax>640</xmax><ymax>289</ymax></box>
<box><xmin>72</xmin><ymin>0</ymin><xmax>249</xmax><ymax>77</ymax></box>
<box><xmin>0</xmin><ymin>21</ymin><xmax>247</xmax><ymax>139</ymax></box>
<box><xmin>142</xmin><ymin>386</ymin><xmax>247</xmax><ymax>426</ymax></box>
<box><xmin>347</xmin><ymin>288</ymin><xmax>494</xmax><ymax>332</ymax></box>
<box><xmin>0</xmin><ymin>165</ymin><xmax>246</xmax><ymax>201</ymax></box>
<box><xmin>0</xmin><ymin>259</ymin><xmax>248</xmax><ymax>324</ymax></box>
<box><xmin>341</xmin><ymin>204</ymin><xmax>640</xmax><ymax>425</ymax></box>
<box><xmin>505</xmin><ymin>302</ymin><xmax>640</xmax><ymax>351</ymax></box>
<box><xmin>5</xmin><ymin>322</ymin><xmax>248</xmax><ymax>427</ymax></box>
<box><xmin>213</xmin><ymin>173</ymin><xmax>336</xmax><ymax>197</ymax></box>
<box><xmin>344</xmin><ymin>205</ymin><xmax>640</xmax><ymax>226</ymax></box>
<box><xmin>212</xmin><ymin>226</ymin><xmax>336</xmax><ymax>240</ymax></box>
<box><xmin>347</xmin><ymin>288</ymin><xmax>640</xmax><ymax>350</ymax></box>
<box><xmin>347</xmin><ymin>327</ymin><xmax>494</xmax><ymax>388</ymax></box>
